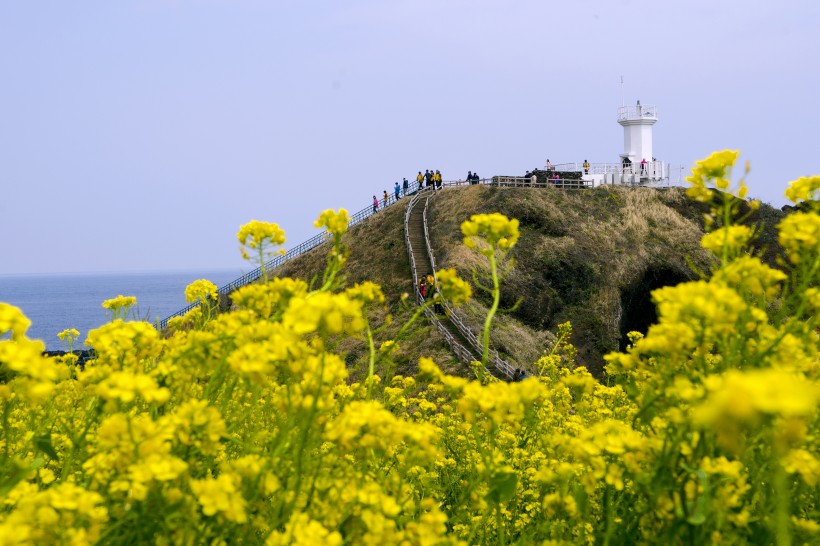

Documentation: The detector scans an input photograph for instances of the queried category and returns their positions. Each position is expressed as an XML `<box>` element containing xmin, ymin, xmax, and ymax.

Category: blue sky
<box><xmin>2</xmin><ymin>0</ymin><xmax>818</xmax><ymax>275</ymax></box>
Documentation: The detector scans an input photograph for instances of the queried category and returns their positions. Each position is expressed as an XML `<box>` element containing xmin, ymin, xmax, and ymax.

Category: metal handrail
<box><xmin>403</xmin><ymin>190</ymin><xmax>478</xmax><ymax>365</ymax></box>
<box><xmin>421</xmin><ymin>195</ymin><xmax>516</xmax><ymax>380</ymax></box>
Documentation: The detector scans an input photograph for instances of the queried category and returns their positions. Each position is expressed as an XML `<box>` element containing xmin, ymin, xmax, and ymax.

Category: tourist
<box><xmin>372</xmin><ymin>195</ymin><xmax>379</xmax><ymax>213</ymax></box>
<box><xmin>583</xmin><ymin>159</ymin><xmax>590</xmax><ymax>174</ymax></box>
<box><xmin>466</xmin><ymin>170</ymin><xmax>472</xmax><ymax>184</ymax></box>
<box><xmin>394</xmin><ymin>182</ymin><xmax>401</xmax><ymax>200</ymax></box>
<box><xmin>424</xmin><ymin>169</ymin><xmax>432</xmax><ymax>188</ymax></box>
<box><xmin>546</xmin><ymin>159</ymin><xmax>553</xmax><ymax>172</ymax></box>
<box><xmin>641</xmin><ymin>158</ymin><xmax>648</xmax><ymax>175</ymax></box>
<box><xmin>434</xmin><ymin>170</ymin><xmax>442</xmax><ymax>190</ymax></box>
<box><xmin>383</xmin><ymin>190</ymin><xmax>389</xmax><ymax>207</ymax></box>
<box><xmin>471</xmin><ymin>172</ymin><xmax>480</xmax><ymax>184</ymax></box>
<box><xmin>416</xmin><ymin>171</ymin><xmax>424</xmax><ymax>191</ymax></box>
<box><xmin>403</xmin><ymin>177</ymin><xmax>409</xmax><ymax>196</ymax></box>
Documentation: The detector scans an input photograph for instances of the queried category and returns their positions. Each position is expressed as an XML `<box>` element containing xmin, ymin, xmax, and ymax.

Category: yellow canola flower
<box><xmin>712</xmin><ymin>256</ymin><xmax>787</xmax><ymax>299</ymax></box>
<box><xmin>693</xmin><ymin>369</ymin><xmax>820</xmax><ymax>427</ymax></box>
<box><xmin>190</xmin><ymin>472</ymin><xmax>248</xmax><ymax>523</ymax></box>
<box><xmin>0</xmin><ymin>482</ymin><xmax>108</xmax><ymax>544</ymax></box>
<box><xmin>777</xmin><ymin>211</ymin><xmax>820</xmax><ymax>264</ymax></box>
<box><xmin>782</xmin><ymin>449</ymin><xmax>820</xmax><ymax>486</ymax></box>
<box><xmin>85</xmin><ymin>320</ymin><xmax>161</xmax><ymax>370</ymax></box>
<box><xmin>282</xmin><ymin>292</ymin><xmax>365</xmax><ymax>336</ymax></box>
<box><xmin>457</xmin><ymin>378</ymin><xmax>550</xmax><ymax>428</ymax></box>
<box><xmin>94</xmin><ymin>371</ymin><xmax>170</xmax><ymax>405</ymax></box>
<box><xmin>700</xmin><ymin>225</ymin><xmax>754</xmax><ymax>256</ymax></box>
<box><xmin>700</xmin><ymin>456</ymin><xmax>744</xmax><ymax>479</ymax></box>
<box><xmin>266</xmin><ymin>512</ymin><xmax>342</xmax><ymax>546</ymax></box>
<box><xmin>325</xmin><ymin>400</ymin><xmax>439</xmax><ymax>458</ymax></box>
<box><xmin>184</xmin><ymin>279</ymin><xmax>217</xmax><ymax>304</ymax></box>
<box><xmin>686</xmin><ymin>150</ymin><xmax>741</xmax><ymax>201</ymax></box>
<box><xmin>784</xmin><ymin>175</ymin><xmax>820</xmax><ymax>204</ymax></box>
<box><xmin>636</xmin><ymin>281</ymin><xmax>749</xmax><ymax>356</ymax></box>
<box><xmin>314</xmin><ymin>208</ymin><xmax>350</xmax><ymax>237</ymax></box>
<box><xmin>344</xmin><ymin>281</ymin><xmax>385</xmax><ymax>304</ymax></box>
<box><xmin>169</xmin><ymin>400</ymin><xmax>226</xmax><ymax>456</ymax></box>
<box><xmin>231</xmin><ymin>277</ymin><xmax>310</xmax><ymax>319</ymax></box>
<box><xmin>435</xmin><ymin>268</ymin><xmax>472</xmax><ymax>305</ymax></box>
<box><xmin>101</xmin><ymin>294</ymin><xmax>136</xmax><ymax>312</ymax></box>
<box><xmin>101</xmin><ymin>294</ymin><xmax>137</xmax><ymax>322</ymax></box>
<box><xmin>57</xmin><ymin>328</ymin><xmax>80</xmax><ymax>341</ymax></box>
<box><xmin>236</xmin><ymin>220</ymin><xmax>286</xmax><ymax>249</ymax></box>
<box><xmin>461</xmin><ymin>213</ymin><xmax>520</xmax><ymax>255</ymax></box>
<box><xmin>0</xmin><ymin>302</ymin><xmax>32</xmax><ymax>340</ymax></box>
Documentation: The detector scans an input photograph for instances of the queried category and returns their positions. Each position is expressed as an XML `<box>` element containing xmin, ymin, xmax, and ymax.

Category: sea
<box><xmin>0</xmin><ymin>270</ymin><xmax>244</xmax><ymax>351</ymax></box>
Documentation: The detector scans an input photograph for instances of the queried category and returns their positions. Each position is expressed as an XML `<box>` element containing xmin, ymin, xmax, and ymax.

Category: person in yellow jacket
<box><xmin>416</xmin><ymin>171</ymin><xmax>424</xmax><ymax>192</ymax></box>
<box><xmin>434</xmin><ymin>170</ymin><xmax>442</xmax><ymax>190</ymax></box>
<box><xmin>583</xmin><ymin>160</ymin><xmax>590</xmax><ymax>175</ymax></box>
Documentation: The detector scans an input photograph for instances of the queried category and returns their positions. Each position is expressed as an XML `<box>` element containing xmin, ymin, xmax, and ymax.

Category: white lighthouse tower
<box><xmin>617</xmin><ymin>100</ymin><xmax>662</xmax><ymax>182</ymax></box>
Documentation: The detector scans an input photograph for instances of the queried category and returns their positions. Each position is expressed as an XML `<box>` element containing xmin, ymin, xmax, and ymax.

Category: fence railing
<box><xmin>404</xmin><ymin>191</ymin><xmax>479</xmax><ymax>366</ymax></box>
<box><xmin>421</xmin><ymin>196</ymin><xmax>516</xmax><ymax>380</ymax></box>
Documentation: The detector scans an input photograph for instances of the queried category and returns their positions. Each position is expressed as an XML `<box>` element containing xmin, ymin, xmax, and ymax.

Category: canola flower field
<box><xmin>0</xmin><ymin>151</ymin><xmax>819</xmax><ymax>545</ymax></box>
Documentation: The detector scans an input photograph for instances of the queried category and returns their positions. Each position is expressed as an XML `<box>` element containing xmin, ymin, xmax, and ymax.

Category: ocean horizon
<box><xmin>0</xmin><ymin>269</ymin><xmax>245</xmax><ymax>350</ymax></box>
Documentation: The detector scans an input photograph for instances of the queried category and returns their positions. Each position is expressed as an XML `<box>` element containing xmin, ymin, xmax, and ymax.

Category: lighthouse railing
<box><xmin>617</xmin><ymin>104</ymin><xmax>657</xmax><ymax>121</ymax></box>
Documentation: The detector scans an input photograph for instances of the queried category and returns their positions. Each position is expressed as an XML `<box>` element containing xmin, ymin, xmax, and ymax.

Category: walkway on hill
<box><xmin>403</xmin><ymin>190</ymin><xmax>516</xmax><ymax>381</ymax></box>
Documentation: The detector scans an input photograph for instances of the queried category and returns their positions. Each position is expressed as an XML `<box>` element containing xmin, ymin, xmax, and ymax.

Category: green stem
<box><xmin>482</xmin><ymin>252</ymin><xmax>500</xmax><ymax>368</ymax></box>
<box><xmin>366</xmin><ymin>325</ymin><xmax>376</xmax><ymax>399</ymax></box>
<box><xmin>772</xmin><ymin>458</ymin><xmax>792</xmax><ymax>546</ymax></box>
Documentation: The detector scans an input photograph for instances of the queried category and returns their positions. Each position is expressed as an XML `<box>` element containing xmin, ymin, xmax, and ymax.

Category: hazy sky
<box><xmin>2</xmin><ymin>0</ymin><xmax>818</xmax><ymax>275</ymax></box>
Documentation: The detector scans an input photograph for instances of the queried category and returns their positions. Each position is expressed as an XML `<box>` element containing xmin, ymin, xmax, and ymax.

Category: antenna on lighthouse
<box><xmin>620</xmin><ymin>76</ymin><xmax>624</xmax><ymax>107</ymax></box>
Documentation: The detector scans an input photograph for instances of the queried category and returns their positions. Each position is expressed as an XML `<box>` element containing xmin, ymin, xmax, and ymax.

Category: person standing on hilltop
<box><xmin>424</xmin><ymin>169</ymin><xmax>432</xmax><ymax>189</ymax></box>
<box><xmin>403</xmin><ymin>177</ymin><xmax>409</xmax><ymax>196</ymax></box>
<box><xmin>417</xmin><ymin>171</ymin><xmax>424</xmax><ymax>191</ymax></box>
<box><xmin>434</xmin><ymin>170</ymin><xmax>442</xmax><ymax>190</ymax></box>
<box><xmin>641</xmin><ymin>158</ymin><xmax>648</xmax><ymax>175</ymax></box>
<box><xmin>546</xmin><ymin>159</ymin><xmax>553</xmax><ymax>172</ymax></box>
<box><xmin>383</xmin><ymin>190</ymin><xmax>389</xmax><ymax>207</ymax></box>
<box><xmin>394</xmin><ymin>182</ymin><xmax>401</xmax><ymax>200</ymax></box>
<box><xmin>467</xmin><ymin>170</ymin><xmax>472</xmax><ymax>184</ymax></box>
<box><xmin>583</xmin><ymin>159</ymin><xmax>590</xmax><ymax>175</ymax></box>
<box><xmin>373</xmin><ymin>195</ymin><xmax>379</xmax><ymax>213</ymax></box>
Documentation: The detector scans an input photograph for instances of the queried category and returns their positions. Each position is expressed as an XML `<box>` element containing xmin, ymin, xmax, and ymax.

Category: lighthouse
<box><xmin>617</xmin><ymin>100</ymin><xmax>661</xmax><ymax>181</ymax></box>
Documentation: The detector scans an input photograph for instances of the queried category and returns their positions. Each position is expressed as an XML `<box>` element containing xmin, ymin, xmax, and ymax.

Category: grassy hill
<box><xmin>267</xmin><ymin>184</ymin><xmax>786</xmax><ymax>378</ymax></box>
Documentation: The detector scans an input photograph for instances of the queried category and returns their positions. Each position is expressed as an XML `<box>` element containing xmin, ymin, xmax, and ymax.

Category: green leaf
<box><xmin>33</xmin><ymin>432</ymin><xmax>59</xmax><ymax>461</ymax></box>
<box><xmin>486</xmin><ymin>470</ymin><xmax>518</xmax><ymax>504</ymax></box>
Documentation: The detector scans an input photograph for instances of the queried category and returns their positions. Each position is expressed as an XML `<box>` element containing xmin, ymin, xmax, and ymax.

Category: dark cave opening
<box><xmin>618</xmin><ymin>267</ymin><xmax>690</xmax><ymax>351</ymax></box>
